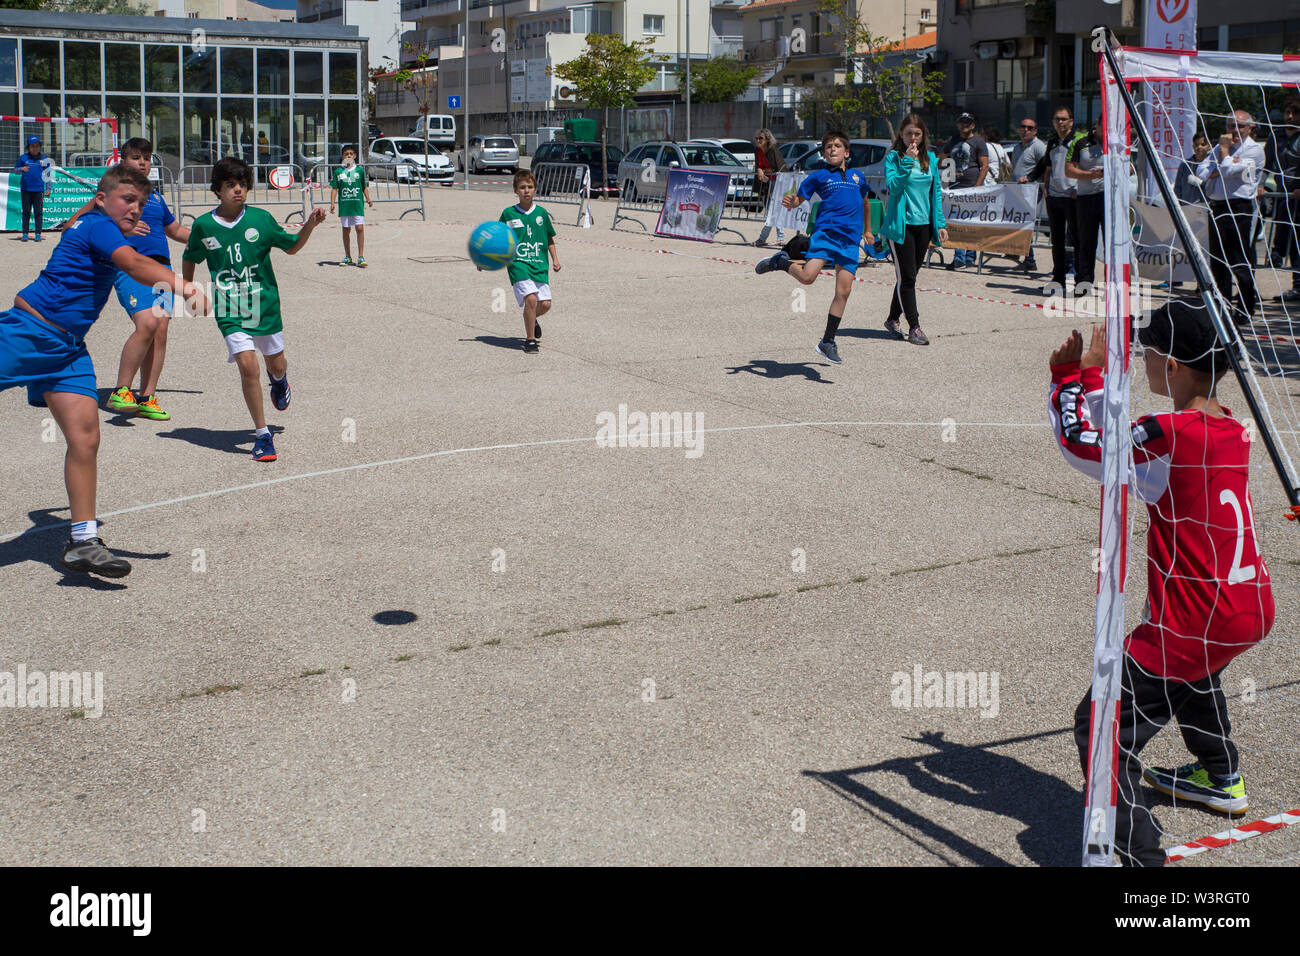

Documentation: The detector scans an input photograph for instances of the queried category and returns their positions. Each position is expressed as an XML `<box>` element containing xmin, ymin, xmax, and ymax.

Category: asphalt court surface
<box><xmin>1</xmin><ymin>185</ymin><xmax>1298</xmax><ymax>865</ymax></box>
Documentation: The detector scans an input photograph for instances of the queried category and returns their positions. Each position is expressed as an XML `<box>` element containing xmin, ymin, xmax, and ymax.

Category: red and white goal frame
<box><xmin>0</xmin><ymin>115</ymin><xmax>119</xmax><ymax>168</ymax></box>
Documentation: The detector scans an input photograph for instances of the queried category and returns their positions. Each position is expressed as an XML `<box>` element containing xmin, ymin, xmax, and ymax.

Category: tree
<box><xmin>44</xmin><ymin>0</ymin><xmax>153</xmax><ymax>13</ymax></box>
<box><xmin>682</xmin><ymin>56</ymin><xmax>759</xmax><ymax>105</ymax></box>
<box><xmin>553</xmin><ymin>34</ymin><xmax>667</xmax><ymax>198</ymax></box>
<box><xmin>393</xmin><ymin>43</ymin><xmax>436</xmax><ymax>179</ymax></box>
<box><xmin>798</xmin><ymin>0</ymin><xmax>944</xmax><ymax>141</ymax></box>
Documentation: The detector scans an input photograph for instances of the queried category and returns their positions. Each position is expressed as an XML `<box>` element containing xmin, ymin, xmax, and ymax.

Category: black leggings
<box><xmin>21</xmin><ymin>190</ymin><xmax>43</xmax><ymax>234</ymax></box>
<box><xmin>887</xmin><ymin>223</ymin><xmax>932</xmax><ymax>328</ymax></box>
<box><xmin>1074</xmin><ymin>192</ymin><xmax>1104</xmax><ymax>288</ymax></box>
<box><xmin>1073</xmin><ymin>655</ymin><xmax>1237</xmax><ymax>867</ymax></box>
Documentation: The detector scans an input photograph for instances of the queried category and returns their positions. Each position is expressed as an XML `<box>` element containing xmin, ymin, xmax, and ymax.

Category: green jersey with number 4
<box><xmin>182</xmin><ymin>205</ymin><xmax>298</xmax><ymax>336</ymax></box>
<box><xmin>499</xmin><ymin>203</ymin><xmax>555</xmax><ymax>284</ymax></box>
<box><xmin>331</xmin><ymin>165</ymin><xmax>367</xmax><ymax>217</ymax></box>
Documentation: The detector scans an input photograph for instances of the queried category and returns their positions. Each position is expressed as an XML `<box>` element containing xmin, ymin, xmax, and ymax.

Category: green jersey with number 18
<box><xmin>499</xmin><ymin>203</ymin><xmax>555</xmax><ymax>284</ymax></box>
<box><xmin>182</xmin><ymin>205</ymin><xmax>298</xmax><ymax>337</ymax></box>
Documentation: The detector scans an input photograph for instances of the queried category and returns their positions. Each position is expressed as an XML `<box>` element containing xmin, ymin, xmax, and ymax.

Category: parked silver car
<box><xmin>461</xmin><ymin>135</ymin><xmax>520</xmax><ymax>174</ymax></box>
<box><xmin>616</xmin><ymin>141</ymin><xmax>756</xmax><ymax>205</ymax></box>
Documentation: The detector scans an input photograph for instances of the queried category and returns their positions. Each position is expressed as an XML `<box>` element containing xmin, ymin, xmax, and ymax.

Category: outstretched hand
<box><xmin>1081</xmin><ymin>323</ymin><xmax>1106</xmax><ymax>369</ymax></box>
<box><xmin>1049</xmin><ymin>329</ymin><xmax>1084</xmax><ymax>367</ymax></box>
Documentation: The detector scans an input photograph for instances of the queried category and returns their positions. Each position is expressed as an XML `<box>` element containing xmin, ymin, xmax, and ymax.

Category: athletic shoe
<box><xmin>908</xmin><ymin>326</ymin><xmax>930</xmax><ymax>346</ymax></box>
<box><xmin>135</xmin><ymin>394</ymin><xmax>171</xmax><ymax>421</ymax></box>
<box><xmin>62</xmin><ymin>537</ymin><xmax>131</xmax><ymax>578</ymax></box>
<box><xmin>884</xmin><ymin>317</ymin><xmax>904</xmax><ymax>339</ymax></box>
<box><xmin>1281</xmin><ymin>288</ymin><xmax>1300</xmax><ymax>304</ymax></box>
<box><xmin>755</xmin><ymin>239</ymin><xmax>769</xmax><ymax>248</ymax></box>
<box><xmin>357</xmin><ymin>257</ymin><xmax>367</xmax><ymax>268</ymax></box>
<box><xmin>1143</xmin><ymin>761</ymin><xmax>1248</xmax><ymax>814</ymax></box>
<box><xmin>107</xmin><ymin>387</ymin><xmax>139</xmax><ymax>413</ymax></box>
<box><xmin>251</xmin><ymin>433</ymin><xmax>277</xmax><ymax>462</ymax></box>
<box><xmin>533</xmin><ymin>319</ymin><xmax>541</xmax><ymax>339</ymax></box>
<box><xmin>815</xmin><ymin>339</ymin><xmax>842</xmax><ymax>364</ymax></box>
<box><xmin>945</xmin><ymin>256</ymin><xmax>959</xmax><ymax>270</ymax></box>
<box><xmin>269</xmin><ymin>375</ymin><xmax>291</xmax><ymax>411</ymax></box>
<box><xmin>19</xmin><ymin>234</ymin><xmax>27</xmax><ymax>242</ymax></box>
<box><xmin>340</xmin><ymin>257</ymin><xmax>353</xmax><ymax>266</ymax></box>
<box><xmin>1020</xmin><ymin>257</ymin><xmax>1037</xmax><ymax>272</ymax></box>
<box><xmin>523</xmin><ymin>338</ymin><xmax>539</xmax><ymax>353</ymax></box>
<box><xmin>755</xmin><ymin>251</ymin><xmax>790</xmax><ymax>275</ymax></box>
<box><xmin>33</xmin><ymin>234</ymin><xmax>42</xmax><ymax>242</ymax></box>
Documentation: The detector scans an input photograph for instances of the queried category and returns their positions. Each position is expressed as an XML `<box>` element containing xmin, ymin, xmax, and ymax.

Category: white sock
<box><xmin>71</xmin><ymin>519</ymin><xmax>97</xmax><ymax>542</ymax></box>
<box><xmin>255</xmin><ymin>426</ymin><xmax>270</xmax><ymax>438</ymax></box>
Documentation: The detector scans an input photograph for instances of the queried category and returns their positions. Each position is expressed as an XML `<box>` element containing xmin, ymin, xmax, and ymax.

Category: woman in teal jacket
<box><xmin>880</xmin><ymin>114</ymin><xmax>948</xmax><ymax>346</ymax></box>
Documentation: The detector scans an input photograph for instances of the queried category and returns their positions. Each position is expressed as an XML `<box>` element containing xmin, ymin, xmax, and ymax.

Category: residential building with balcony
<box><xmin>297</xmin><ymin>0</ymin><xmax>412</xmax><ymax>72</ymax></box>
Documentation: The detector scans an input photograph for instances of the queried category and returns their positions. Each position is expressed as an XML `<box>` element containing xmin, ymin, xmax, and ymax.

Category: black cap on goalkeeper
<box><xmin>1138</xmin><ymin>301</ymin><xmax>1228</xmax><ymax>375</ymax></box>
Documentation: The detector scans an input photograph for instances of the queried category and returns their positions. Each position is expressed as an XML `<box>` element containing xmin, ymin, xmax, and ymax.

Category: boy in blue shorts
<box><xmin>65</xmin><ymin>138</ymin><xmax>190</xmax><ymax>421</ymax></box>
<box><xmin>0</xmin><ymin>165</ymin><xmax>206</xmax><ymax>577</ymax></box>
<box><xmin>755</xmin><ymin>130</ymin><xmax>871</xmax><ymax>364</ymax></box>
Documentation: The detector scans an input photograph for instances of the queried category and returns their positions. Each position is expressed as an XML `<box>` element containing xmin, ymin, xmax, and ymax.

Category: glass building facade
<box><xmin>0</xmin><ymin>11</ymin><xmax>366</xmax><ymax>176</ymax></box>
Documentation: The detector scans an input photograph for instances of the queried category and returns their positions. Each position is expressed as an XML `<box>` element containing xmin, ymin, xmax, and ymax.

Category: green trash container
<box><xmin>564</xmin><ymin>118</ymin><xmax>597</xmax><ymax>142</ymax></box>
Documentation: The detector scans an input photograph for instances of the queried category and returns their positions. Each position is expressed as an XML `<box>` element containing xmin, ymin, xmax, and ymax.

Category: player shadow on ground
<box><xmin>154</xmin><ymin>424</ymin><xmax>283</xmax><ymax>455</ymax></box>
<box><xmin>95</xmin><ymin>387</ymin><xmax>204</xmax><ymax>428</ymax></box>
<box><xmin>461</xmin><ymin>334</ymin><xmax>529</xmax><ymax>352</ymax></box>
<box><xmin>724</xmin><ymin>359</ymin><xmax>832</xmax><ymax>383</ymax></box>
<box><xmin>804</xmin><ymin>729</ymin><xmax>1077</xmax><ymax>866</ymax></box>
<box><xmin>0</xmin><ymin>508</ymin><xmax>170</xmax><ymax>589</ymax></box>
<box><xmin>836</xmin><ymin>327</ymin><xmax>911</xmax><ymax>342</ymax></box>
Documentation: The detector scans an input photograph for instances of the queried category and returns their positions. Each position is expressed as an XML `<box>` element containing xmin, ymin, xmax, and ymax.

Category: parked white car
<box><xmin>691</xmin><ymin>137</ymin><xmax>756</xmax><ymax>167</ymax></box>
<box><xmin>368</xmin><ymin>137</ymin><xmax>455</xmax><ymax>184</ymax></box>
<box><xmin>460</xmin><ymin>135</ymin><xmax>520</xmax><ymax>174</ymax></box>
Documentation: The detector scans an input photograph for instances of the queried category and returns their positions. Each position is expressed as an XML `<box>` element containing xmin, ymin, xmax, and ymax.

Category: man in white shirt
<box><xmin>1197</xmin><ymin>109</ymin><xmax>1267</xmax><ymax>323</ymax></box>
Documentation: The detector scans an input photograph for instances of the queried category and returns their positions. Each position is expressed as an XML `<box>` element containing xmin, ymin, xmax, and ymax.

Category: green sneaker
<box><xmin>135</xmin><ymin>394</ymin><xmax>171</xmax><ymax>421</ymax></box>
<box><xmin>356</xmin><ymin>256</ymin><xmax>367</xmax><ymax>268</ymax></box>
<box><xmin>1143</xmin><ymin>761</ymin><xmax>1248</xmax><ymax>814</ymax></box>
<box><xmin>340</xmin><ymin>256</ymin><xmax>353</xmax><ymax>266</ymax></box>
<box><xmin>106</xmin><ymin>386</ymin><xmax>139</xmax><ymax>412</ymax></box>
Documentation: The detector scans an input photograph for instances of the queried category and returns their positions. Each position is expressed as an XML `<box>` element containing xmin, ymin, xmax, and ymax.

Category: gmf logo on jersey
<box><xmin>244</xmin><ymin>228</ymin><xmax>260</xmax><ymax>242</ymax></box>
<box><xmin>1156</xmin><ymin>0</ymin><xmax>1190</xmax><ymax>24</ymax></box>
<box><xmin>508</xmin><ymin>219</ymin><xmax>523</xmax><ymax>228</ymax></box>
<box><xmin>202</xmin><ymin>236</ymin><xmax>221</xmax><ymax>250</ymax></box>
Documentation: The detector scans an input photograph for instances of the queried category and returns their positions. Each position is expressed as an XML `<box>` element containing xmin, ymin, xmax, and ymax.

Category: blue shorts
<box><xmin>805</xmin><ymin>230</ymin><xmax>860</xmax><ymax>274</ymax></box>
<box><xmin>114</xmin><ymin>270</ymin><xmax>175</xmax><ymax>319</ymax></box>
<box><xmin>0</xmin><ymin>306</ymin><xmax>98</xmax><ymax>407</ymax></box>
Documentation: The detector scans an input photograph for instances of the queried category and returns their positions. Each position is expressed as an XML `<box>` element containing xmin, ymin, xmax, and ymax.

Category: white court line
<box><xmin>0</xmin><ymin>419</ymin><xmax>1048</xmax><ymax>543</ymax></box>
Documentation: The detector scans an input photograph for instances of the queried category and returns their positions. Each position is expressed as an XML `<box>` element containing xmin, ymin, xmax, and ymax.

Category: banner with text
<box><xmin>0</xmin><ymin>165</ymin><xmax>107</xmax><ymax>232</ymax></box>
<box><xmin>764</xmin><ymin>172</ymin><xmax>821</xmax><ymax>233</ymax></box>
<box><xmin>1132</xmin><ymin>198</ymin><xmax>1210</xmax><ymax>283</ymax></box>
<box><xmin>940</xmin><ymin>183</ymin><xmax>1037</xmax><ymax>254</ymax></box>
<box><xmin>657</xmin><ymin>168</ymin><xmax>731</xmax><ymax>242</ymax></box>
<box><xmin>1143</xmin><ymin>0</ymin><xmax>1197</xmax><ymax>197</ymax></box>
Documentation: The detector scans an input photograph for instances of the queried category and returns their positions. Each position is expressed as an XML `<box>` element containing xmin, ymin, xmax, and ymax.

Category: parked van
<box><xmin>411</xmin><ymin>114</ymin><xmax>457</xmax><ymax>148</ymax></box>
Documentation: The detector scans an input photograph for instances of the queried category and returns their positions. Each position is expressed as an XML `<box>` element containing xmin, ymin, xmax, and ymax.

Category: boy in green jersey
<box><xmin>182</xmin><ymin>157</ymin><xmax>325</xmax><ymax>461</ymax></box>
<box><xmin>329</xmin><ymin>144</ymin><xmax>373</xmax><ymax>266</ymax></box>
<box><xmin>498</xmin><ymin>169</ymin><xmax>561</xmax><ymax>353</ymax></box>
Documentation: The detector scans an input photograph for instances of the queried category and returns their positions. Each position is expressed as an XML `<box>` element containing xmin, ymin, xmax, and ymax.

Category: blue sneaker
<box><xmin>19</xmin><ymin>234</ymin><xmax>27</xmax><ymax>242</ymax></box>
<box><xmin>251</xmin><ymin>432</ymin><xmax>277</xmax><ymax>462</ymax></box>
<box><xmin>269</xmin><ymin>375</ymin><xmax>291</xmax><ymax>411</ymax></box>
<box><xmin>33</xmin><ymin>234</ymin><xmax>42</xmax><ymax>242</ymax></box>
<box><xmin>755</xmin><ymin>251</ymin><xmax>791</xmax><ymax>275</ymax></box>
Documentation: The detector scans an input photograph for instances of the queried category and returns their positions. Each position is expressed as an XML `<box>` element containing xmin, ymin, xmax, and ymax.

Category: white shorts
<box><xmin>339</xmin><ymin>215</ymin><xmax>364</xmax><ymax>228</ymax></box>
<box><xmin>512</xmin><ymin>280</ymin><xmax>552</xmax><ymax>307</ymax></box>
<box><xmin>224</xmin><ymin>330</ymin><xmax>285</xmax><ymax>363</ymax></box>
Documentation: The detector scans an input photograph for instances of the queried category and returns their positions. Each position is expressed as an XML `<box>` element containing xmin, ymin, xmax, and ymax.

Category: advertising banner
<box><xmin>764</xmin><ymin>172</ymin><xmax>821</xmax><ymax>233</ymax></box>
<box><xmin>1131</xmin><ymin>198</ymin><xmax>1210</xmax><ymax>283</ymax></box>
<box><xmin>0</xmin><ymin>165</ymin><xmax>107</xmax><ymax>232</ymax></box>
<box><xmin>656</xmin><ymin>168</ymin><xmax>730</xmax><ymax>242</ymax></box>
<box><xmin>1143</xmin><ymin>0</ymin><xmax>1197</xmax><ymax>196</ymax></box>
<box><xmin>940</xmin><ymin>183</ymin><xmax>1037</xmax><ymax>255</ymax></box>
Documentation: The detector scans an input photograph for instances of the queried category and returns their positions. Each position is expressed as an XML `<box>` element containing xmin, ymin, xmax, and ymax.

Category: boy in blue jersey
<box><xmin>64</xmin><ymin>138</ymin><xmax>190</xmax><ymax>421</ymax></box>
<box><xmin>0</xmin><ymin>165</ymin><xmax>206</xmax><ymax>577</ymax></box>
<box><xmin>754</xmin><ymin>131</ymin><xmax>872</xmax><ymax>364</ymax></box>
<box><xmin>13</xmin><ymin>135</ymin><xmax>53</xmax><ymax>242</ymax></box>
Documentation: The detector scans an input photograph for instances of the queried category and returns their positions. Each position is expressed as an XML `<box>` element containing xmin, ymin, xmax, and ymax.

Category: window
<box><xmin>183</xmin><ymin>46</ymin><xmax>216</xmax><ymax>94</ymax></box>
<box><xmin>0</xmin><ymin>38</ymin><xmax>15</xmax><ymax>87</ymax></box>
<box><xmin>920</xmin><ymin>8</ymin><xmax>931</xmax><ymax>22</ymax></box>
<box><xmin>144</xmin><ymin>45</ymin><xmax>179</xmax><ymax>93</ymax></box>
<box><xmin>21</xmin><ymin>39</ymin><xmax>60</xmax><ymax>89</ymax></box>
<box><xmin>330</xmin><ymin>51</ymin><xmax>358</xmax><ymax>95</ymax></box>
<box><xmin>996</xmin><ymin>57</ymin><xmax>1029</xmax><ymax>94</ymax></box>
<box><xmin>221</xmin><ymin>48</ymin><xmax>254</xmax><ymax>94</ymax></box>
<box><xmin>954</xmin><ymin>59</ymin><xmax>974</xmax><ymax>93</ymax></box>
<box><xmin>643</xmin><ymin>14</ymin><xmax>664</xmax><ymax>36</ymax></box>
<box><xmin>257</xmin><ymin>48</ymin><xmax>290</xmax><ymax>95</ymax></box>
<box><xmin>64</xmin><ymin>42</ymin><xmax>101</xmax><ymax>91</ymax></box>
<box><xmin>105</xmin><ymin>44</ymin><xmax>140</xmax><ymax>92</ymax></box>
<box><xmin>295</xmin><ymin>51</ymin><xmax>323</xmax><ymax>94</ymax></box>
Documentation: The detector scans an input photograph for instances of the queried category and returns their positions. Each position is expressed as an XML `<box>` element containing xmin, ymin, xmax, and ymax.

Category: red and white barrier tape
<box><xmin>1165</xmin><ymin>808</ymin><xmax>1300</xmax><ymax>862</ymax></box>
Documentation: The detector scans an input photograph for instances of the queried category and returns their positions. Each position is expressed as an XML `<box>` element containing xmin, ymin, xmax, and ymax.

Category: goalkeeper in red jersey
<box><xmin>1048</xmin><ymin>302</ymin><xmax>1275</xmax><ymax>866</ymax></box>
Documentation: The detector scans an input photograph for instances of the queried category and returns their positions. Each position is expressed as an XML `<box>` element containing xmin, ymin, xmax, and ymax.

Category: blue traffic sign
<box><xmin>448</xmin><ymin>95</ymin><xmax>461</xmax><ymax>109</ymax></box>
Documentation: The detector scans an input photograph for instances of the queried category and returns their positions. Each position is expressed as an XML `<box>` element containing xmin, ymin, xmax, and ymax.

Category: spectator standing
<box><xmin>753</xmin><ymin>128</ymin><xmax>788</xmax><ymax>248</ymax></box>
<box><xmin>1197</xmin><ymin>110</ymin><xmax>1267</xmax><ymax>324</ymax></box>
<box><xmin>941</xmin><ymin>112</ymin><xmax>989</xmax><ymax>269</ymax></box>
<box><xmin>1030</xmin><ymin>106</ymin><xmax>1086</xmax><ymax>293</ymax></box>
<box><xmin>1011</xmin><ymin>118</ymin><xmax>1047</xmax><ymax>272</ymax></box>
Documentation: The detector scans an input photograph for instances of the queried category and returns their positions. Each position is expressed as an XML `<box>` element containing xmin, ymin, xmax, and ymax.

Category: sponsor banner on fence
<box><xmin>657</xmin><ymin>168</ymin><xmax>730</xmax><ymax>242</ymax></box>
<box><xmin>0</xmin><ymin>165</ymin><xmax>107</xmax><ymax>231</ymax></box>
<box><xmin>941</xmin><ymin>183</ymin><xmax>1037</xmax><ymax>255</ymax></box>
<box><xmin>764</xmin><ymin>172</ymin><xmax>821</xmax><ymax>232</ymax></box>
<box><xmin>1131</xmin><ymin>198</ymin><xmax>1210</xmax><ymax>283</ymax></box>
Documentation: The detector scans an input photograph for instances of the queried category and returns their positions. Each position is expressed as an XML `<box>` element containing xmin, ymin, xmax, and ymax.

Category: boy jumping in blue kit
<box><xmin>0</xmin><ymin>165</ymin><xmax>206</xmax><ymax>577</ymax></box>
<box><xmin>754</xmin><ymin>130</ymin><xmax>872</xmax><ymax>364</ymax></box>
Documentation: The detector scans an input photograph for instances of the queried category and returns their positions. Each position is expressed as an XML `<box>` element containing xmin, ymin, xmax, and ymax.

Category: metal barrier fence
<box><xmin>305</xmin><ymin>162</ymin><xmax>426</xmax><ymax>221</ymax></box>
<box><xmin>172</xmin><ymin>162</ymin><xmax>307</xmax><ymax>225</ymax></box>
<box><xmin>531</xmin><ymin>161</ymin><xmax>593</xmax><ymax>226</ymax></box>
<box><xmin>612</xmin><ymin>170</ymin><xmax>763</xmax><ymax>243</ymax></box>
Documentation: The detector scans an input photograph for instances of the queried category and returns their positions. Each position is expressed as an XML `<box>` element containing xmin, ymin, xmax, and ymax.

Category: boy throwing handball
<box><xmin>1049</xmin><ymin>303</ymin><xmax>1274</xmax><ymax>866</ymax></box>
<box><xmin>497</xmin><ymin>170</ymin><xmax>560</xmax><ymax>354</ymax></box>
<box><xmin>183</xmin><ymin>157</ymin><xmax>325</xmax><ymax>462</ymax></box>
<box><xmin>1</xmin><ymin>165</ymin><xmax>205</xmax><ymax>577</ymax></box>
